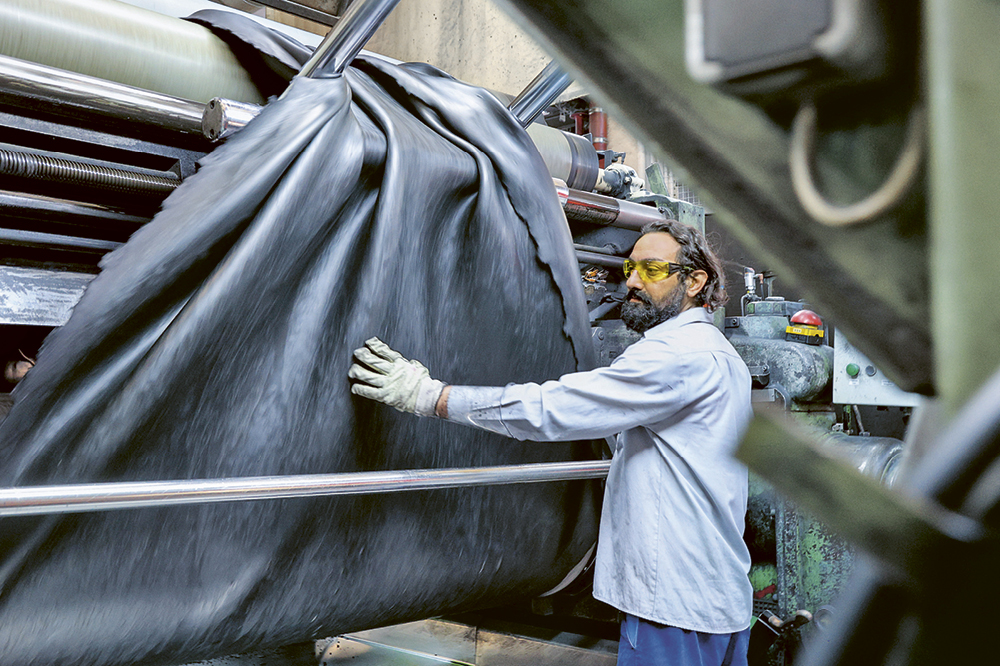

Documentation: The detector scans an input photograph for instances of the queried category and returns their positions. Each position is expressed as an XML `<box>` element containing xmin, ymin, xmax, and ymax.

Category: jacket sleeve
<box><xmin>445</xmin><ymin>340</ymin><xmax>698</xmax><ymax>441</ymax></box>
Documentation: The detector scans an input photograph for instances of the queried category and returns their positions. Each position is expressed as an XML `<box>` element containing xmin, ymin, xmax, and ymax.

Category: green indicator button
<box><xmin>846</xmin><ymin>363</ymin><xmax>860</xmax><ymax>378</ymax></box>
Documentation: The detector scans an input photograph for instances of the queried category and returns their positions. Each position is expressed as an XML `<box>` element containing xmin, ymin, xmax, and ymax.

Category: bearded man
<box><xmin>349</xmin><ymin>219</ymin><xmax>753</xmax><ymax>666</ymax></box>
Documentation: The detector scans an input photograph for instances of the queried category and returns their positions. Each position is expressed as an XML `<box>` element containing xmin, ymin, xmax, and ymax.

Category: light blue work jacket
<box><xmin>446</xmin><ymin>307</ymin><xmax>753</xmax><ymax>633</ymax></box>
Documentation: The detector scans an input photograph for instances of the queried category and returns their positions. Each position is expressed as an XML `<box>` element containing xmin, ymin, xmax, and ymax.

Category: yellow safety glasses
<box><xmin>622</xmin><ymin>259</ymin><xmax>693</xmax><ymax>283</ymax></box>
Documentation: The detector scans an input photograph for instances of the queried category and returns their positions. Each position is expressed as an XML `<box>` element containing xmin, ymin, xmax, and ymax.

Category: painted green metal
<box><xmin>642</xmin><ymin>163</ymin><xmax>706</xmax><ymax>232</ymax></box>
<box><xmin>926</xmin><ymin>0</ymin><xmax>1000</xmax><ymax>416</ymax></box>
<box><xmin>737</xmin><ymin>409</ymin><xmax>980</xmax><ymax>580</ymax></box>
<box><xmin>775</xmin><ymin>499</ymin><xmax>853</xmax><ymax>618</ymax></box>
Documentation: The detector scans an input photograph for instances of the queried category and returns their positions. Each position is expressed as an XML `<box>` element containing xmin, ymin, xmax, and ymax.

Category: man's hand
<box><xmin>349</xmin><ymin>338</ymin><xmax>446</xmax><ymax>417</ymax></box>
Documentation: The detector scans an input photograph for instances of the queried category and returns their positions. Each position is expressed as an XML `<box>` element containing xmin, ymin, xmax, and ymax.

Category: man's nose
<box><xmin>626</xmin><ymin>270</ymin><xmax>644</xmax><ymax>291</ymax></box>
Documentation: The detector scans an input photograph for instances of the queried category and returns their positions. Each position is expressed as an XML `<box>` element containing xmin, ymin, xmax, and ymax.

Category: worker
<box><xmin>349</xmin><ymin>219</ymin><xmax>753</xmax><ymax>666</ymax></box>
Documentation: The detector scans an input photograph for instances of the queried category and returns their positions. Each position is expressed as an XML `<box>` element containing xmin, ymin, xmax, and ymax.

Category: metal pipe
<box><xmin>576</xmin><ymin>249</ymin><xmax>621</xmax><ymax>269</ymax></box>
<box><xmin>589</xmin><ymin>102</ymin><xmax>608</xmax><ymax>163</ymax></box>
<box><xmin>298</xmin><ymin>0</ymin><xmax>402</xmax><ymax>78</ymax></box>
<box><xmin>0</xmin><ymin>228</ymin><xmax>123</xmax><ymax>253</ymax></box>
<box><xmin>508</xmin><ymin>60</ymin><xmax>573</xmax><ymax>128</ymax></box>
<box><xmin>0</xmin><ymin>460</ymin><xmax>612</xmax><ymax>517</ymax></box>
<box><xmin>0</xmin><ymin>191</ymin><xmax>148</xmax><ymax>233</ymax></box>
<box><xmin>0</xmin><ymin>54</ymin><xmax>206</xmax><ymax>136</ymax></box>
<box><xmin>556</xmin><ymin>183</ymin><xmax>666</xmax><ymax>230</ymax></box>
<box><xmin>245</xmin><ymin>0</ymin><xmax>338</xmax><ymax>26</ymax></box>
<box><xmin>0</xmin><ymin>148</ymin><xmax>179</xmax><ymax>195</ymax></box>
<box><xmin>574</xmin><ymin>243</ymin><xmax>620</xmax><ymax>255</ymax></box>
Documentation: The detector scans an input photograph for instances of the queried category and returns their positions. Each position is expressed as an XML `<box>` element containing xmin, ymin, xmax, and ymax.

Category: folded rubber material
<box><xmin>0</xmin><ymin>47</ymin><xmax>601</xmax><ymax>666</ymax></box>
<box><xmin>186</xmin><ymin>9</ymin><xmax>314</xmax><ymax>98</ymax></box>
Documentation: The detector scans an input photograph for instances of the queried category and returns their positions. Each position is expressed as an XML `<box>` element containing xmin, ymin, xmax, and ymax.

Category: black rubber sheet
<box><xmin>0</xmin><ymin>29</ymin><xmax>601</xmax><ymax>666</ymax></box>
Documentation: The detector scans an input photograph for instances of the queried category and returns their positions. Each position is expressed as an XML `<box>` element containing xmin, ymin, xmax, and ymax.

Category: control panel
<box><xmin>832</xmin><ymin>330</ymin><xmax>922</xmax><ymax>407</ymax></box>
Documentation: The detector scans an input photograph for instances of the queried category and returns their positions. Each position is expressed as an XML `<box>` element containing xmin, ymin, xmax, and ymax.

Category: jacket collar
<box><xmin>643</xmin><ymin>306</ymin><xmax>713</xmax><ymax>337</ymax></box>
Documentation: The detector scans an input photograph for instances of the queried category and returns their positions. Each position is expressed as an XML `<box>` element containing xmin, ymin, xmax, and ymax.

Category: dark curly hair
<box><xmin>640</xmin><ymin>219</ymin><xmax>727</xmax><ymax>311</ymax></box>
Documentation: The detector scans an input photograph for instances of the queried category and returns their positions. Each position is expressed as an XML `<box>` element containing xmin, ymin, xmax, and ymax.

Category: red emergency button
<box><xmin>785</xmin><ymin>309</ymin><xmax>825</xmax><ymax>345</ymax></box>
<box><xmin>790</xmin><ymin>309</ymin><xmax>822</xmax><ymax>327</ymax></box>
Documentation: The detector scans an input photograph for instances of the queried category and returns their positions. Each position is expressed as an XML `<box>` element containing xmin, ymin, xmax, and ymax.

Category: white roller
<box><xmin>0</xmin><ymin>0</ymin><xmax>265</xmax><ymax>103</ymax></box>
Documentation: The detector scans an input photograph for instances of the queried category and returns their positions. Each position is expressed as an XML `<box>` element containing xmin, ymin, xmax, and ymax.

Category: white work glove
<box><xmin>349</xmin><ymin>337</ymin><xmax>445</xmax><ymax>417</ymax></box>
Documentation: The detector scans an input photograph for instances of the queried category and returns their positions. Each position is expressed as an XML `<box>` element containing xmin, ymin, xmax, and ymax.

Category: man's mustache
<box><xmin>626</xmin><ymin>288</ymin><xmax>653</xmax><ymax>306</ymax></box>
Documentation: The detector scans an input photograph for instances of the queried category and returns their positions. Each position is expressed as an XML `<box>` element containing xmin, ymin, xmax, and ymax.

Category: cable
<box><xmin>789</xmin><ymin>102</ymin><xmax>925</xmax><ymax>226</ymax></box>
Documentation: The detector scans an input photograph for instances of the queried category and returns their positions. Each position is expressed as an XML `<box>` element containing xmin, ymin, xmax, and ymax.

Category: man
<box><xmin>349</xmin><ymin>219</ymin><xmax>753</xmax><ymax>666</ymax></box>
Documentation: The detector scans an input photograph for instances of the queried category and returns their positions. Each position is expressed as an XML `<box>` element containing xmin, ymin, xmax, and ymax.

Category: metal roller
<box><xmin>0</xmin><ymin>0</ymin><xmax>602</xmax><ymax>194</ymax></box>
<box><xmin>527</xmin><ymin>123</ymin><xmax>600</xmax><ymax>192</ymax></box>
<box><xmin>555</xmin><ymin>182</ymin><xmax>667</xmax><ymax>230</ymax></box>
<box><xmin>0</xmin><ymin>0</ymin><xmax>265</xmax><ymax>104</ymax></box>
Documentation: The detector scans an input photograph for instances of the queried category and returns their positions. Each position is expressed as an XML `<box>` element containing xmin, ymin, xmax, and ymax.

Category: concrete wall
<box><xmin>363</xmin><ymin>0</ymin><xmax>577</xmax><ymax>97</ymax></box>
<box><xmin>267</xmin><ymin>0</ymin><xmax>655</xmax><ymax>176</ymax></box>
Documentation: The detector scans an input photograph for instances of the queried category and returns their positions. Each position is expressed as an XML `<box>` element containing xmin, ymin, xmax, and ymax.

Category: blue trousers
<box><xmin>617</xmin><ymin>614</ymin><xmax>750</xmax><ymax>666</ymax></box>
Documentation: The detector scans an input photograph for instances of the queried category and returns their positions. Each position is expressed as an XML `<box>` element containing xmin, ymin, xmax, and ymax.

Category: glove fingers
<box><xmin>351</xmin><ymin>382</ymin><xmax>384</xmax><ymax>402</ymax></box>
<box><xmin>348</xmin><ymin>364</ymin><xmax>387</xmax><ymax>387</ymax></box>
<box><xmin>365</xmin><ymin>337</ymin><xmax>404</xmax><ymax>363</ymax></box>
<box><xmin>353</xmin><ymin>347</ymin><xmax>395</xmax><ymax>374</ymax></box>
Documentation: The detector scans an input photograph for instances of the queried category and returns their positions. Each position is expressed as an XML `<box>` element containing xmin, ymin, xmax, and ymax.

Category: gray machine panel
<box><xmin>833</xmin><ymin>330</ymin><xmax>922</xmax><ymax>407</ymax></box>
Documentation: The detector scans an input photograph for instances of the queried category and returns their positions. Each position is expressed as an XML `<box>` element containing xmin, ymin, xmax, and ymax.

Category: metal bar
<box><xmin>0</xmin><ymin>54</ymin><xmax>206</xmax><ymax>136</ymax></box>
<box><xmin>576</xmin><ymin>249</ymin><xmax>621</xmax><ymax>269</ymax></box>
<box><xmin>298</xmin><ymin>0</ymin><xmax>403</xmax><ymax>78</ymax></box>
<box><xmin>248</xmin><ymin>0</ymin><xmax>339</xmax><ymax>26</ymax></box>
<box><xmin>0</xmin><ymin>460</ymin><xmax>611</xmax><ymax>517</ymax></box>
<box><xmin>508</xmin><ymin>60</ymin><xmax>573</xmax><ymax>128</ymax></box>
<box><xmin>0</xmin><ymin>228</ymin><xmax>123</xmax><ymax>253</ymax></box>
<box><xmin>0</xmin><ymin>148</ymin><xmax>179</xmax><ymax>195</ymax></box>
<box><xmin>573</xmin><ymin>243</ymin><xmax>620</xmax><ymax>255</ymax></box>
<box><xmin>0</xmin><ymin>110</ymin><xmax>206</xmax><ymax>176</ymax></box>
<box><xmin>556</xmin><ymin>183</ymin><xmax>666</xmax><ymax>230</ymax></box>
<box><xmin>0</xmin><ymin>191</ymin><xmax>150</xmax><ymax>228</ymax></box>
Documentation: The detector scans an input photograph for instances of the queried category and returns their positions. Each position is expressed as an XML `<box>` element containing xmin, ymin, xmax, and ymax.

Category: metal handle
<box><xmin>0</xmin><ymin>460</ymin><xmax>611</xmax><ymax>517</ymax></box>
<box><xmin>298</xmin><ymin>0</ymin><xmax>403</xmax><ymax>78</ymax></box>
<box><xmin>508</xmin><ymin>60</ymin><xmax>573</xmax><ymax>128</ymax></box>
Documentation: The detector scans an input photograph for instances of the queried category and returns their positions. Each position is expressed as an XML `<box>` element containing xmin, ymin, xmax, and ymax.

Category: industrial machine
<box><xmin>1</xmin><ymin>1</ymin><xmax>991</xmax><ymax>665</ymax></box>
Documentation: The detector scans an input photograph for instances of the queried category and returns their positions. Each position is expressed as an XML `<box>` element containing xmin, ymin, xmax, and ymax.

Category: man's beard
<box><xmin>620</xmin><ymin>283</ymin><xmax>686</xmax><ymax>333</ymax></box>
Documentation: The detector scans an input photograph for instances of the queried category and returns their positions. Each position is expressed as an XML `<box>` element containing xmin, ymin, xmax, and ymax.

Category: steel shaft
<box><xmin>0</xmin><ymin>460</ymin><xmax>611</xmax><ymax>517</ymax></box>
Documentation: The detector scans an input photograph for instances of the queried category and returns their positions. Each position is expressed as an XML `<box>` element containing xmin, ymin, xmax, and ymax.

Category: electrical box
<box><xmin>832</xmin><ymin>330</ymin><xmax>921</xmax><ymax>407</ymax></box>
<box><xmin>685</xmin><ymin>0</ymin><xmax>890</xmax><ymax>100</ymax></box>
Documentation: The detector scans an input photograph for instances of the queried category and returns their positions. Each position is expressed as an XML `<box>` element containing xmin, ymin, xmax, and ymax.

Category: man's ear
<box><xmin>686</xmin><ymin>270</ymin><xmax>709</xmax><ymax>300</ymax></box>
